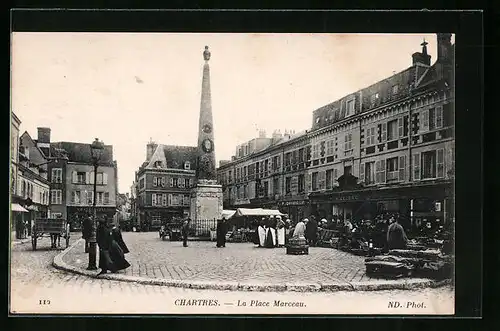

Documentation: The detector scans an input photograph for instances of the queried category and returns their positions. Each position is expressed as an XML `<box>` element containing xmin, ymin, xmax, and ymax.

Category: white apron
<box><xmin>277</xmin><ymin>227</ymin><xmax>285</xmax><ymax>246</ymax></box>
<box><xmin>258</xmin><ymin>226</ymin><xmax>266</xmax><ymax>246</ymax></box>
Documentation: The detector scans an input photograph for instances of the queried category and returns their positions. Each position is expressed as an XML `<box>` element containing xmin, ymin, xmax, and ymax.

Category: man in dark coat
<box><xmin>82</xmin><ymin>216</ymin><xmax>93</xmax><ymax>253</ymax></box>
<box><xmin>216</xmin><ymin>218</ymin><xmax>228</xmax><ymax>248</ymax></box>
<box><xmin>386</xmin><ymin>217</ymin><xmax>408</xmax><ymax>250</ymax></box>
<box><xmin>181</xmin><ymin>219</ymin><xmax>190</xmax><ymax>247</ymax></box>
<box><xmin>306</xmin><ymin>215</ymin><xmax>318</xmax><ymax>247</ymax></box>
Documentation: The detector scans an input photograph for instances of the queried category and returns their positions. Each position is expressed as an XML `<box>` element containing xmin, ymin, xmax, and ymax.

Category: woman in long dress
<box><xmin>97</xmin><ymin>219</ymin><xmax>130</xmax><ymax>275</ymax></box>
<box><xmin>264</xmin><ymin>217</ymin><xmax>276</xmax><ymax>248</ymax></box>
<box><xmin>276</xmin><ymin>216</ymin><xmax>286</xmax><ymax>247</ymax></box>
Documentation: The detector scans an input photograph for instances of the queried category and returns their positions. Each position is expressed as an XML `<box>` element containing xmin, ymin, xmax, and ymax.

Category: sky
<box><xmin>11</xmin><ymin>32</ymin><xmax>450</xmax><ymax>193</ymax></box>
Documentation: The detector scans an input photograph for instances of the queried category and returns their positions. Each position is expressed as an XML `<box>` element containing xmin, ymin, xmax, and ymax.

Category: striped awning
<box><xmin>12</xmin><ymin>203</ymin><xmax>28</xmax><ymax>213</ymax></box>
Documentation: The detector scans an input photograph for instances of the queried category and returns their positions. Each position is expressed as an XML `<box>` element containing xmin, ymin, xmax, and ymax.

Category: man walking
<box><xmin>387</xmin><ymin>216</ymin><xmax>408</xmax><ymax>250</ymax></box>
<box><xmin>181</xmin><ymin>219</ymin><xmax>190</xmax><ymax>247</ymax></box>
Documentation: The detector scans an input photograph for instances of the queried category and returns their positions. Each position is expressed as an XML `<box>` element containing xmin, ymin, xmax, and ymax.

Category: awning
<box><xmin>222</xmin><ymin>210</ymin><xmax>236</xmax><ymax>219</ymax></box>
<box><xmin>12</xmin><ymin>203</ymin><xmax>28</xmax><ymax>213</ymax></box>
<box><xmin>233</xmin><ymin>208</ymin><xmax>285</xmax><ymax>218</ymax></box>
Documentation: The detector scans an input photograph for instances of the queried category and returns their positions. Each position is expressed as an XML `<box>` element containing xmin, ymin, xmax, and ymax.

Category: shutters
<box><xmin>168</xmin><ymin>194</ymin><xmax>172</xmax><ymax>206</ymax></box>
<box><xmin>152</xmin><ymin>193</ymin><xmax>157</xmax><ymax>206</ymax></box>
<box><xmin>161</xmin><ymin>177</ymin><xmax>166</xmax><ymax>187</ymax></box>
<box><xmin>162</xmin><ymin>194</ymin><xmax>167</xmax><ymax>206</ymax></box>
<box><xmin>153</xmin><ymin>177</ymin><xmax>157</xmax><ymax>187</ymax></box>
<box><xmin>375</xmin><ymin>161</ymin><xmax>381</xmax><ymax>183</ymax></box>
<box><xmin>437</xmin><ymin>148</ymin><xmax>444</xmax><ymax>178</ymax></box>
<box><xmin>86</xmin><ymin>172</ymin><xmax>90</xmax><ymax>184</ymax></box>
<box><xmin>319</xmin><ymin>171</ymin><xmax>326</xmax><ymax>190</ymax></box>
<box><xmin>380</xmin><ymin>159</ymin><xmax>386</xmax><ymax>183</ymax></box>
<box><xmin>103</xmin><ymin>173</ymin><xmax>108</xmax><ymax>185</ymax></box>
<box><xmin>413</xmin><ymin>153</ymin><xmax>421</xmax><ymax>180</ymax></box>
<box><xmin>381</xmin><ymin>122</ymin><xmax>387</xmax><ymax>142</ymax></box>
<box><xmin>306</xmin><ymin>173</ymin><xmax>312</xmax><ymax>192</ymax></box>
<box><xmin>399</xmin><ymin>155</ymin><xmax>406</xmax><ymax>181</ymax></box>
<box><xmin>169</xmin><ymin>178</ymin><xmax>173</xmax><ymax>187</ymax></box>
<box><xmin>398</xmin><ymin>117</ymin><xmax>404</xmax><ymax>137</ymax></box>
<box><xmin>189</xmin><ymin>178</ymin><xmax>193</xmax><ymax>187</ymax></box>
<box><xmin>104</xmin><ymin>192</ymin><xmax>110</xmax><ymax>204</ymax></box>
<box><xmin>360</xmin><ymin>163</ymin><xmax>365</xmax><ymax>183</ymax></box>
<box><xmin>421</xmin><ymin>109</ymin><xmax>429</xmax><ymax>132</ymax></box>
<box><xmin>90</xmin><ymin>171</ymin><xmax>95</xmax><ymax>184</ymax></box>
<box><xmin>436</xmin><ymin>106</ymin><xmax>443</xmax><ymax>128</ymax></box>
<box><xmin>72</xmin><ymin>171</ymin><xmax>77</xmax><ymax>184</ymax></box>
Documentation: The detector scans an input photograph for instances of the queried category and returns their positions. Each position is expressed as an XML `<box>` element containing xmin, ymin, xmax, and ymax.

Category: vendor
<box><xmin>386</xmin><ymin>216</ymin><xmax>408</xmax><ymax>250</ymax></box>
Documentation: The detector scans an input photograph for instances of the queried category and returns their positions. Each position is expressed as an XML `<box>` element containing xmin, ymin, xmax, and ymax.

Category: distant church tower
<box><xmin>196</xmin><ymin>46</ymin><xmax>217</xmax><ymax>181</ymax></box>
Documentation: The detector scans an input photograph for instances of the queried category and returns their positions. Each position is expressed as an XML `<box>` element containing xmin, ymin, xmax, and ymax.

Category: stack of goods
<box><xmin>318</xmin><ymin>229</ymin><xmax>340</xmax><ymax>247</ymax></box>
<box><xmin>365</xmin><ymin>247</ymin><xmax>453</xmax><ymax>279</ymax></box>
<box><xmin>286</xmin><ymin>236</ymin><xmax>309</xmax><ymax>255</ymax></box>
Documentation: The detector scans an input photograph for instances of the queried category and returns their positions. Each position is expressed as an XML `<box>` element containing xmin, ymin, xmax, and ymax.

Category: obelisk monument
<box><xmin>190</xmin><ymin>46</ymin><xmax>223</xmax><ymax>222</ymax></box>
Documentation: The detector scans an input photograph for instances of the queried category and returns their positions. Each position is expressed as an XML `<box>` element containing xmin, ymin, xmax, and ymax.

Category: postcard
<box><xmin>10</xmin><ymin>31</ymin><xmax>455</xmax><ymax>315</ymax></box>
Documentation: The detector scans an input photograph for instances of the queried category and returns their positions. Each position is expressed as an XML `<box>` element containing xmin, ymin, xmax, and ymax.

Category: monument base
<box><xmin>190</xmin><ymin>179</ymin><xmax>223</xmax><ymax>221</ymax></box>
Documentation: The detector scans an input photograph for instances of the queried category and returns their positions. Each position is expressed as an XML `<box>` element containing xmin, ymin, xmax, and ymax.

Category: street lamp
<box><xmin>87</xmin><ymin>138</ymin><xmax>104</xmax><ymax>270</ymax></box>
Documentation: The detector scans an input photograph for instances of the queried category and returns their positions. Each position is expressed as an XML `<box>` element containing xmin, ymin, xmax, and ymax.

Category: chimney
<box><xmin>436</xmin><ymin>33</ymin><xmax>453</xmax><ymax>80</ymax></box>
<box><xmin>146</xmin><ymin>139</ymin><xmax>157</xmax><ymax>161</ymax></box>
<box><xmin>36</xmin><ymin>127</ymin><xmax>51</xmax><ymax>157</ymax></box>
<box><xmin>412</xmin><ymin>39</ymin><xmax>431</xmax><ymax>66</ymax></box>
<box><xmin>258</xmin><ymin>129</ymin><xmax>266</xmax><ymax>138</ymax></box>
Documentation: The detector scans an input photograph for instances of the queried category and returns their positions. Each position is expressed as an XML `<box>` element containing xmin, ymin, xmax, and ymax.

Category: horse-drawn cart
<box><xmin>31</xmin><ymin>218</ymin><xmax>70</xmax><ymax>250</ymax></box>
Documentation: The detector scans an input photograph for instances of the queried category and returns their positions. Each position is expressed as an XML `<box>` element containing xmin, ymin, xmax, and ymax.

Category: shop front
<box><xmin>309</xmin><ymin>181</ymin><xmax>453</xmax><ymax>232</ymax></box>
<box><xmin>140</xmin><ymin>207</ymin><xmax>187</xmax><ymax>231</ymax></box>
<box><xmin>67</xmin><ymin>206</ymin><xmax>117</xmax><ymax>231</ymax></box>
<box><xmin>277</xmin><ymin>195</ymin><xmax>309</xmax><ymax>222</ymax></box>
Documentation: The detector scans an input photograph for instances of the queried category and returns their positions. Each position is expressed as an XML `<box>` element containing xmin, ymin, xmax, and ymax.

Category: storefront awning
<box><xmin>12</xmin><ymin>203</ymin><xmax>28</xmax><ymax>212</ymax></box>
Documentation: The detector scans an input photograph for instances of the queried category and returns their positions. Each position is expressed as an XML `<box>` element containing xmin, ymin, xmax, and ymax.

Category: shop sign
<box><xmin>279</xmin><ymin>200</ymin><xmax>306</xmax><ymax>206</ymax></box>
<box><xmin>72</xmin><ymin>206</ymin><xmax>116</xmax><ymax>213</ymax></box>
<box><xmin>334</xmin><ymin>194</ymin><xmax>360</xmax><ymax>202</ymax></box>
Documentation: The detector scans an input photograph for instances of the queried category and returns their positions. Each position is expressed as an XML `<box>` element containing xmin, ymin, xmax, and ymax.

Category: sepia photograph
<box><xmin>10</xmin><ymin>31</ymin><xmax>456</xmax><ymax>315</ymax></box>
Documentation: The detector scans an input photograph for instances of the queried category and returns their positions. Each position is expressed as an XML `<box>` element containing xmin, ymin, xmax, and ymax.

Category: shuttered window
<box><xmin>399</xmin><ymin>155</ymin><xmax>406</xmax><ymax>181</ymax></box>
<box><xmin>437</xmin><ymin>149</ymin><xmax>444</xmax><ymax>178</ymax></box>
<box><xmin>420</xmin><ymin>110</ymin><xmax>429</xmax><ymax>132</ymax></box>
<box><xmin>359</xmin><ymin>163</ymin><xmax>365</xmax><ymax>183</ymax></box>
<box><xmin>436</xmin><ymin>106</ymin><xmax>443</xmax><ymax>128</ymax></box>
<box><xmin>398</xmin><ymin>117</ymin><xmax>404</xmax><ymax>137</ymax></box>
<box><xmin>381</xmin><ymin>122</ymin><xmax>388</xmax><ymax>142</ymax></box>
<box><xmin>413</xmin><ymin>153</ymin><xmax>421</xmax><ymax>180</ymax></box>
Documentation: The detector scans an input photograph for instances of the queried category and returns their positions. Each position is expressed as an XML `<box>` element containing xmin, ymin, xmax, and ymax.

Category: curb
<box><xmin>53</xmin><ymin>239</ymin><xmax>452</xmax><ymax>292</ymax></box>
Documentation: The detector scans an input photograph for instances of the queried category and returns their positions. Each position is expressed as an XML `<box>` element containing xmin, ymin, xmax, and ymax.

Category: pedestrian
<box><xmin>306</xmin><ymin>215</ymin><xmax>318</xmax><ymax>247</ymax></box>
<box><xmin>257</xmin><ymin>218</ymin><xmax>266</xmax><ymax>247</ymax></box>
<box><xmin>386</xmin><ymin>216</ymin><xmax>408</xmax><ymax>250</ymax></box>
<box><xmin>181</xmin><ymin>219</ymin><xmax>190</xmax><ymax>247</ymax></box>
<box><xmin>97</xmin><ymin>218</ymin><xmax>130</xmax><ymax>275</ymax></box>
<box><xmin>264</xmin><ymin>217</ymin><xmax>276</xmax><ymax>248</ymax></box>
<box><xmin>82</xmin><ymin>216</ymin><xmax>92</xmax><ymax>253</ymax></box>
<box><xmin>216</xmin><ymin>218</ymin><xmax>228</xmax><ymax>248</ymax></box>
<box><xmin>293</xmin><ymin>218</ymin><xmax>307</xmax><ymax>238</ymax></box>
<box><xmin>276</xmin><ymin>216</ymin><xmax>285</xmax><ymax>247</ymax></box>
<box><xmin>111</xmin><ymin>221</ymin><xmax>130</xmax><ymax>254</ymax></box>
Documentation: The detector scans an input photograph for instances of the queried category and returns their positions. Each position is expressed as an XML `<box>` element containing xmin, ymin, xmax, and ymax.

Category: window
<box><xmin>140</xmin><ymin>178</ymin><xmax>145</xmax><ymax>189</ymax></box>
<box><xmin>104</xmin><ymin>192</ymin><xmax>110</xmax><ymax>204</ymax></box>
<box><xmin>183</xmin><ymin>194</ymin><xmax>190</xmax><ymax>206</ymax></box>
<box><xmin>161</xmin><ymin>177</ymin><xmax>166</xmax><ymax>187</ymax></box>
<box><xmin>422</xmin><ymin>151</ymin><xmax>437</xmax><ymax>179</ymax></box>
<box><xmin>173</xmin><ymin>178</ymin><xmax>178</xmax><ymax>187</ymax></box>
<box><xmin>375</xmin><ymin>160</ymin><xmax>386</xmax><ymax>183</ymax></box>
<box><xmin>285</xmin><ymin>152</ymin><xmax>292</xmax><ymax>166</ymax></box>
<box><xmin>364</xmin><ymin>162</ymin><xmax>376</xmax><ymax>184</ymax></box>
<box><xmin>184</xmin><ymin>161</ymin><xmax>191</xmax><ymax>170</ymax></box>
<box><xmin>263</xmin><ymin>181</ymin><xmax>269</xmax><ymax>197</ymax></box>
<box><xmin>387</xmin><ymin>120</ymin><xmax>398</xmax><ymax>141</ymax></box>
<box><xmin>273</xmin><ymin>177</ymin><xmax>280</xmax><ymax>195</ymax></box>
<box><xmin>344</xmin><ymin>133</ymin><xmax>352</xmax><ymax>152</ymax></box>
<box><xmin>344</xmin><ymin>166</ymin><xmax>352</xmax><ymax>176</ymax></box>
<box><xmin>96</xmin><ymin>192</ymin><xmax>104</xmax><ymax>205</ymax></box>
<box><xmin>153</xmin><ymin>177</ymin><xmax>158</xmax><ymax>187</ymax></box>
<box><xmin>346</xmin><ymin>99</ymin><xmax>355</xmax><ymax>117</ymax></box>
<box><xmin>312</xmin><ymin>172</ymin><xmax>319</xmax><ymax>191</ymax></box>
<box><xmin>392</xmin><ymin>85</ymin><xmax>399</xmax><ymax>95</ymax></box>
<box><xmin>85</xmin><ymin>191</ymin><xmax>94</xmax><ymax>205</ymax></box>
<box><xmin>398</xmin><ymin>117</ymin><xmax>405</xmax><ymax>137</ymax></box>
<box><xmin>386</xmin><ymin>157</ymin><xmax>399</xmax><ymax>181</ymax></box>
<box><xmin>399</xmin><ymin>155</ymin><xmax>406</xmax><ymax>181</ymax></box>
<box><xmin>184</xmin><ymin>178</ymin><xmax>190</xmax><ymax>188</ymax></box>
<box><xmin>51</xmin><ymin>168</ymin><xmax>62</xmax><ymax>183</ymax></box>
<box><xmin>51</xmin><ymin>189</ymin><xmax>62</xmax><ymax>204</ymax></box>
<box><xmin>371</xmin><ymin>93</ymin><xmax>379</xmax><ymax>106</ymax></box>
<box><xmin>172</xmin><ymin>194</ymin><xmax>180</xmax><ymax>206</ymax></box>
<box><xmin>326</xmin><ymin>169</ymin><xmax>333</xmax><ymax>189</ymax></box>
<box><xmin>162</xmin><ymin>194</ymin><xmax>167</xmax><ymax>206</ymax></box>
<box><xmin>326</xmin><ymin>140</ymin><xmax>334</xmax><ymax>156</ymax></box>
<box><xmin>413</xmin><ymin>153</ymin><xmax>421</xmax><ymax>180</ymax></box>
<box><xmin>285</xmin><ymin>177</ymin><xmax>291</xmax><ymax>194</ymax></box>
<box><xmin>71</xmin><ymin>191</ymin><xmax>81</xmax><ymax>204</ymax></box>
<box><xmin>366</xmin><ymin>127</ymin><xmax>376</xmax><ymax>145</ymax></box>
<box><xmin>74</xmin><ymin>172</ymin><xmax>86</xmax><ymax>184</ymax></box>
<box><xmin>243</xmin><ymin>184</ymin><xmax>248</xmax><ymax>198</ymax></box>
<box><xmin>298</xmin><ymin>174</ymin><xmax>305</xmax><ymax>193</ymax></box>
<box><xmin>152</xmin><ymin>193</ymin><xmax>158</xmax><ymax>206</ymax></box>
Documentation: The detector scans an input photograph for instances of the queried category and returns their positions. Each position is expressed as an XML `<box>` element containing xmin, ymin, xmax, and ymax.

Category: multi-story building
<box><xmin>218</xmin><ymin>34</ymin><xmax>455</xmax><ymax>230</ymax></box>
<box><xmin>134</xmin><ymin>140</ymin><xmax>197</xmax><ymax>230</ymax></box>
<box><xmin>17</xmin><ymin>131</ymin><xmax>51</xmax><ymax>221</ymax></box>
<box><xmin>29</xmin><ymin>127</ymin><xmax>118</xmax><ymax>230</ymax></box>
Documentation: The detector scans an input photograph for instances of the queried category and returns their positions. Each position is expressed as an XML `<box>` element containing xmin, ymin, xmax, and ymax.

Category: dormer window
<box><xmin>154</xmin><ymin>161</ymin><xmax>163</xmax><ymax>168</ymax></box>
<box><xmin>346</xmin><ymin>98</ymin><xmax>355</xmax><ymax>117</ymax></box>
<box><xmin>184</xmin><ymin>161</ymin><xmax>191</xmax><ymax>170</ymax></box>
<box><xmin>370</xmin><ymin>93</ymin><xmax>379</xmax><ymax>106</ymax></box>
<box><xmin>392</xmin><ymin>85</ymin><xmax>399</xmax><ymax>95</ymax></box>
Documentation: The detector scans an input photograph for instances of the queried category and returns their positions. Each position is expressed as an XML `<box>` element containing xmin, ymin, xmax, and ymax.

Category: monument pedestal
<box><xmin>190</xmin><ymin>179</ymin><xmax>223</xmax><ymax>222</ymax></box>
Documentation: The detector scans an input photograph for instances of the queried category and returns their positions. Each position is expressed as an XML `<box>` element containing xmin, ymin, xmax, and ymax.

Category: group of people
<box><xmin>82</xmin><ymin>216</ymin><xmax>131</xmax><ymax>275</ymax></box>
<box><xmin>256</xmin><ymin>215</ymin><xmax>288</xmax><ymax>248</ymax></box>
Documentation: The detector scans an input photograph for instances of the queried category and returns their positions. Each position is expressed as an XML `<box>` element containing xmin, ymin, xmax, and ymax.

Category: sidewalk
<box><xmin>11</xmin><ymin>231</ymin><xmax>31</xmax><ymax>246</ymax></box>
<box><xmin>54</xmin><ymin>233</ymin><xmax>451</xmax><ymax>292</ymax></box>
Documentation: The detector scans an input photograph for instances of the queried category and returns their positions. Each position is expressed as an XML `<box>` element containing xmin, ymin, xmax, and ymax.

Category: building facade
<box><xmin>28</xmin><ymin>127</ymin><xmax>118</xmax><ymax>230</ymax></box>
<box><xmin>134</xmin><ymin>141</ymin><xmax>197</xmax><ymax>230</ymax></box>
<box><xmin>217</xmin><ymin>34</ymin><xmax>455</xmax><ymax>230</ymax></box>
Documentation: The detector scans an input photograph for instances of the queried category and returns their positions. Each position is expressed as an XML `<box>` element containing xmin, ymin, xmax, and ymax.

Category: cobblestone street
<box><xmin>10</xmin><ymin>234</ymin><xmax>454</xmax><ymax>314</ymax></box>
<box><xmin>64</xmin><ymin>232</ymin><xmax>426</xmax><ymax>286</ymax></box>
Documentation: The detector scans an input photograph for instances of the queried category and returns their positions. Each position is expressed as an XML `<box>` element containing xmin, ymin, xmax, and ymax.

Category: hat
<box><xmin>276</xmin><ymin>216</ymin><xmax>282</xmax><ymax>220</ymax></box>
<box><xmin>303</xmin><ymin>218</ymin><xmax>309</xmax><ymax>222</ymax></box>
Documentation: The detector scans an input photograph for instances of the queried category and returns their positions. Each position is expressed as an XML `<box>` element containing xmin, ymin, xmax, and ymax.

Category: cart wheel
<box><xmin>32</xmin><ymin>236</ymin><xmax>37</xmax><ymax>251</ymax></box>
